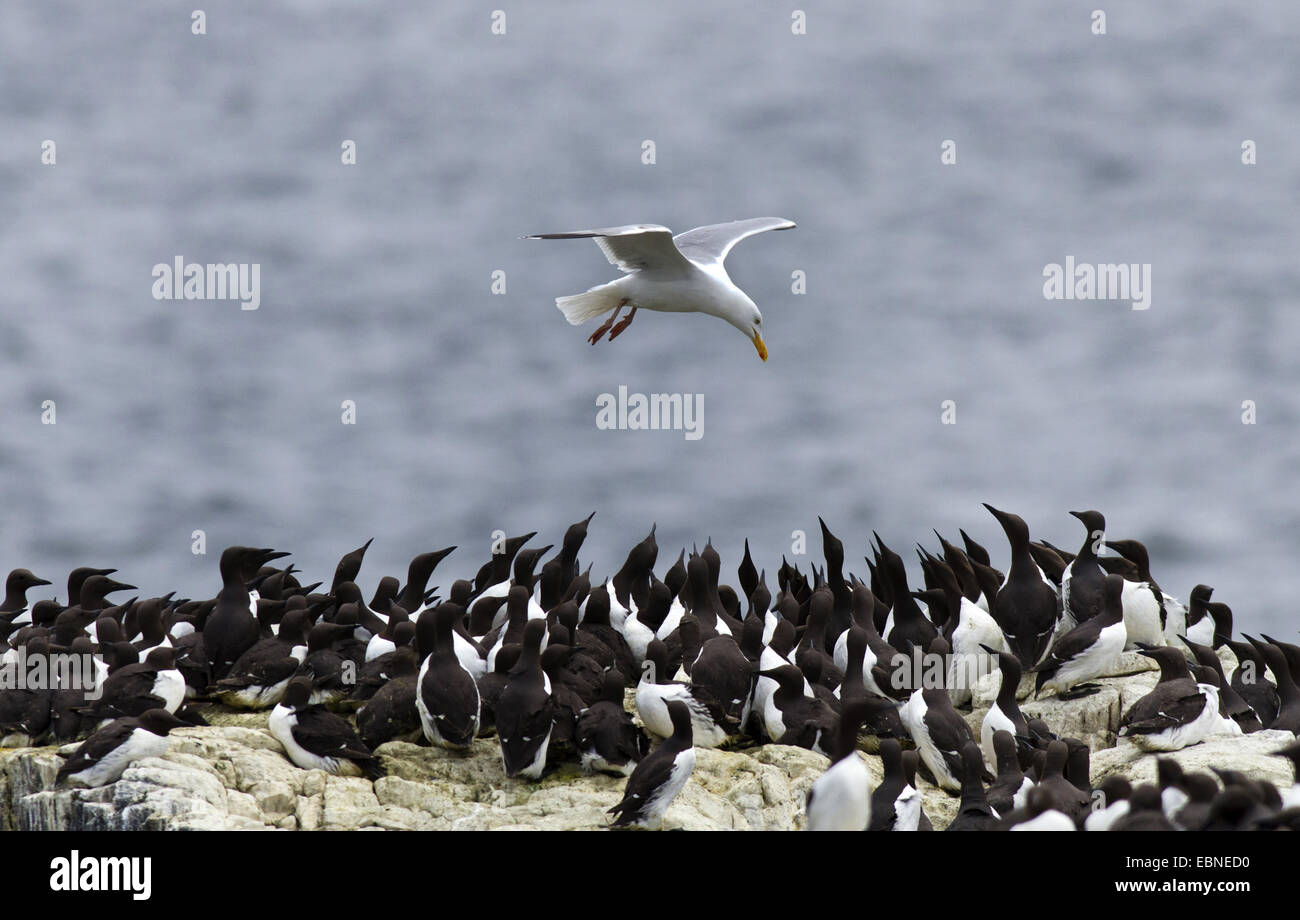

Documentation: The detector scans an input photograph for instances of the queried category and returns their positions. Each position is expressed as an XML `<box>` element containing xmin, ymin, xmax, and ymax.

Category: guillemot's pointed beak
<box><xmin>751</xmin><ymin>330</ymin><xmax>768</xmax><ymax>362</ymax></box>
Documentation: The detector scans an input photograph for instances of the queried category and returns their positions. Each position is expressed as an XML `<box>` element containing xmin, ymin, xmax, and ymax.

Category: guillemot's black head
<box><xmin>582</xmin><ymin>586</ymin><xmax>611</xmax><ymax>627</ymax></box>
<box><xmin>282</xmin><ymin>676</ymin><xmax>313</xmax><ymax>709</ymax></box>
<box><xmin>991</xmin><ymin>730</ymin><xmax>1021</xmax><ymax>776</ymax></box>
<box><xmin>6</xmin><ymin>568</ymin><xmax>52</xmax><ymax>593</ymax></box>
<box><xmin>330</xmin><ymin>538</ymin><xmax>373</xmax><ymax>593</ymax></box>
<box><xmin>143</xmin><ymin>647</ymin><xmax>177</xmax><ymax>670</ymax></box>
<box><xmin>1068</xmin><ymin>510</ymin><xmax>1106</xmax><ymax>544</ymax></box>
<box><xmin>505</xmin><ymin>585</ymin><xmax>531</xmax><ymax>623</ymax></box>
<box><xmin>818</xmin><ymin>518</ymin><xmax>844</xmax><ymax>570</ymax></box>
<box><xmin>391</xmin><ymin>620</ymin><xmax>416</xmax><ymax>649</ymax></box>
<box><xmin>983</xmin><ymin>504</ymin><xmax>1030</xmax><ymax>548</ymax></box>
<box><xmin>1136</xmin><ymin>645</ymin><xmax>1191</xmax><ymax>682</ymax></box>
<box><xmin>512</xmin><ymin>546</ymin><xmax>552</xmax><ymax>591</ymax></box>
<box><xmin>664</xmin><ymin>549</ymin><xmax>687</xmax><ymax>600</ymax></box>
<box><xmin>137</xmin><ymin>708</ymin><xmax>187</xmax><ymax>737</ymax></box>
<box><xmin>367</xmin><ymin>576</ymin><xmax>399</xmax><ymax>612</ymax></box>
<box><xmin>406</xmin><ymin>546</ymin><xmax>456</xmax><ymax>589</ymax></box>
<box><xmin>561</xmin><ymin>512</ymin><xmax>596</xmax><ymax>560</ymax></box>
<box><xmin>639</xmin><ymin>577</ymin><xmax>672</xmax><ymax>631</ymax></box>
<box><xmin>758</xmin><ymin>664</ymin><xmax>804</xmax><ymax>695</ymax></box>
<box><xmin>1104</xmin><ymin>538</ymin><xmax>1150</xmax><ymax>573</ymax></box>
<box><xmin>79</xmin><ymin>575</ymin><xmax>137</xmax><ymax>609</ymax></box>
<box><xmin>664</xmin><ymin>700</ymin><xmax>693</xmax><ymax>740</ymax></box>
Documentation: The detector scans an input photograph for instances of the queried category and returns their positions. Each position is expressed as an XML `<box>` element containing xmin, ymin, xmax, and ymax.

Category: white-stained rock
<box><xmin>1090</xmin><ymin>729</ymin><xmax>1295</xmax><ymax>789</ymax></box>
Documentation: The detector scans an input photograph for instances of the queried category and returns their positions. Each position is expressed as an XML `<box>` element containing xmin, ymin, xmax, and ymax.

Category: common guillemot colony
<box><xmin>1</xmin><ymin>505</ymin><xmax>1296</xmax><ymax>830</ymax></box>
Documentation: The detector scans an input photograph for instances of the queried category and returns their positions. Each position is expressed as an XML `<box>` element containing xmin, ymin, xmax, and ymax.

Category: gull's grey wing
<box><xmin>525</xmin><ymin>224</ymin><xmax>692</xmax><ymax>275</ymax></box>
<box><xmin>672</xmin><ymin>217</ymin><xmax>796</xmax><ymax>265</ymax></box>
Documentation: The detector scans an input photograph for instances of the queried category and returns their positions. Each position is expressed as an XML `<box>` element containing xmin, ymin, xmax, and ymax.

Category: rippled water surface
<box><xmin>1</xmin><ymin>2</ymin><xmax>1297</xmax><ymax>632</ymax></box>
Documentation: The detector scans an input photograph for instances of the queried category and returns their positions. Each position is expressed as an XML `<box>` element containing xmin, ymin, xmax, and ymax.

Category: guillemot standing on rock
<box><xmin>985</xmin><ymin>730</ymin><xmax>1032</xmax><ymax>816</ymax></box>
<box><xmin>985</xmin><ymin>505</ymin><xmax>1058</xmax><ymax>669</ymax></box>
<box><xmin>1179</xmin><ymin>634</ymin><xmax>1262</xmax><ymax>733</ymax></box>
<box><xmin>1103</xmin><ymin>539</ymin><xmax>1168</xmax><ymax>648</ymax></box>
<box><xmin>1034</xmin><ymin>739</ymin><xmax>1090</xmax><ymax>822</ymax></box>
<box><xmin>56</xmin><ymin>709</ymin><xmax>187</xmax><ymax>787</ymax></box>
<box><xmin>979</xmin><ymin>645</ymin><xmax>1031</xmax><ymax>769</ymax></box>
<box><xmin>80</xmin><ymin>647</ymin><xmax>185</xmax><ymax>723</ymax></box>
<box><xmin>867</xmin><ymin>739</ymin><xmax>919</xmax><ymax>831</ymax></box>
<box><xmin>805</xmin><ymin>699</ymin><xmax>874</xmax><ymax>831</ymax></box>
<box><xmin>212</xmin><ymin>608</ymin><xmax>309</xmax><ymax>709</ymax></box>
<box><xmin>496</xmin><ymin>619</ymin><xmax>556</xmax><ymax>779</ymax></box>
<box><xmin>1245</xmin><ymin>636</ymin><xmax>1300</xmax><ymax>735</ymax></box>
<box><xmin>637</xmin><ymin>639</ymin><xmax>739</xmax><ymax>747</ymax></box>
<box><xmin>1034</xmin><ymin>574</ymin><xmax>1128</xmax><ymax>699</ymax></box>
<box><xmin>415</xmin><ymin>603</ymin><xmax>481</xmax><ymax>749</ymax></box>
<box><xmin>945</xmin><ymin>742</ymin><xmax>1001</xmax><ymax>831</ymax></box>
<box><xmin>355</xmin><ymin>646</ymin><xmax>421</xmax><ymax>748</ymax></box>
<box><xmin>898</xmin><ymin>638</ymin><xmax>984</xmax><ymax>792</ymax></box>
<box><xmin>575</xmin><ymin>669</ymin><xmax>650</xmax><ymax>776</ymax></box>
<box><xmin>608</xmin><ymin>699</ymin><xmax>696</xmax><ymax>830</ymax></box>
<box><xmin>759</xmin><ymin>663</ymin><xmax>837</xmax><ymax>756</ymax></box>
<box><xmin>204</xmin><ymin>546</ymin><xmax>289</xmax><ymax>681</ymax></box>
<box><xmin>1118</xmin><ymin>646</ymin><xmax>1220</xmax><ymax>750</ymax></box>
<box><xmin>268</xmin><ymin>676</ymin><xmax>383</xmax><ymax>778</ymax></box>
<box><xmin>1060</xmin><ymin>510</ymin><xmax>1107</xmax><ymax>631</ymax></box>
<box><xmin>1226</xmin><ymin>637</ymin><xmax>1279</xmax><ymax>727</ymax></box>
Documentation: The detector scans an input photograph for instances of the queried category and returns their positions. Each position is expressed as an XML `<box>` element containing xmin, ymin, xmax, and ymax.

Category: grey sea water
<box><xmin>1</xmin><ymin>2</ymin><xmax>1297</xmax><ymax>634</ymax></box>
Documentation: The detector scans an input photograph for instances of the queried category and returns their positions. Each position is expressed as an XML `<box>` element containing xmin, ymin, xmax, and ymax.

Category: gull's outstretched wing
<box><xmin>526</xmin><ymin>224</ymin><xmax>692</xmax><ymax>275</ymax></box>
<box><xmin>672</xmin><ymin>217</ymin><xmax>796</xmax><ymax>266</ymax></box>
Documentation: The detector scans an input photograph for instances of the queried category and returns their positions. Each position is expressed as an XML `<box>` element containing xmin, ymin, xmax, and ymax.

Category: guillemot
<box><xmin>268</xmin><ymin>676</ymin><xmax>382</xmax><ymax>778</ymax></box>
<box><xmin>56</xmin><ymin>709</ymin><xmax>187</xmax><ymax>787</ymax></box>
<box><xmin>945</xmin><ymin>742</ymin><xmax>1001</xmax><ymax>831</ymax></box>
<box><xmin>575</xmin><ymin>668</ymin><xmax>649</xmax><ymax>776</ymax></box>
<box><xmin>805</xmin><ymin>699</ymin><xmax>874</xmax><ymax>831</ymax></box>
<box><xmin>979</xmin><ymin>645</ymin><xmax>1031</xmax><ymax>769</ymax></box>
<box><xmin>495</xmin><ymin>619</ymin><xmax>556</xmax><ymax>779</ymax></box>
<box><xmin>204</xmin><ymin>547</ymin><xmax>288</xmax><ymax>681</ymax></box>
<box><xmin>1059</xmin><ymin>510</ymin><xmax>1107</xmax><ymax>632</ymax></box>
<box><xmin>637</xmin><ymin>639</ymin><xmax>739</xmax><ymax>748</ymax></box>
<box><xmin>898</xmin><ymin>638</ymin><xmax>983</xmax><ymax>792</ymax></box>
<box><xmin>985</xmin><ymin>730</ymin><xmax>1033</xmax><ymax>816</ymax></box>
<box><xmin>415</xmin><ymin>603</ymin><xmax>481</xmax><ymax>749</ymax></box>
<box><xmin>984</xmin><ymin>505</ymin><xmax>1058</xmax><ymax>669</ymax></box>
<box><xmin>1118</xmin><ymin>646</ymin><xmax>1220</xmax><ymax>750</ymax></box>
<box><xmin>0</xmin><ymin>569</ymin><xmax>52</xmax><ymax>618</ymax></box>
<box><xmin>758</xmin><ymin>663</ymin><xmax>837</xmax><ymax>756</ymax></box>
<box><xmin>608</xmin><ymin>699</ymin><xmax>696</xmax><ymax>830</ymax></box>
<box><xmin>1034</xmin><ymin>574</ymin><xmax>1128</xmax><ymax>699</ymax></box>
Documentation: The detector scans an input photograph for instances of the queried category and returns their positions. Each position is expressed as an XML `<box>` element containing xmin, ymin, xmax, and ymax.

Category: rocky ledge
<box><xmin>1</xmin><ymin>649</ymin><xmax>1292</xmax><ymax>831</ymax></box>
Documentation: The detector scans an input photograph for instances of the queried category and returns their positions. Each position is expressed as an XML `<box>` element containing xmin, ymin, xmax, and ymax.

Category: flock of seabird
<box><xmin>2</xmin><ymin>505</ymin><xmax>1298</xmax><ymax>830</ymax></box>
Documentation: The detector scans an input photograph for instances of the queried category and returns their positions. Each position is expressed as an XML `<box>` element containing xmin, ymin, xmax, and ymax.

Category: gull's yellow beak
<box><xmin>752</xmin><ymin>330</ymin><xmax>768</xmax><ymax>362</ymax></box>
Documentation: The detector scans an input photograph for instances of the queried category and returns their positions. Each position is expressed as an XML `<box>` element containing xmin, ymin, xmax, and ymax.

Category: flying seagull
<box><xmin>527</xmin><ymin>217</ymin><xmax>796</xmax><ymax>361</ymax></box>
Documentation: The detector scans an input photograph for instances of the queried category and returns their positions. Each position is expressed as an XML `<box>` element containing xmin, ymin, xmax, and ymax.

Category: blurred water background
<box><xmin>1</xmin><ymin>2</ymin><xmax>1297</xmax><ymax>632</ymax></box>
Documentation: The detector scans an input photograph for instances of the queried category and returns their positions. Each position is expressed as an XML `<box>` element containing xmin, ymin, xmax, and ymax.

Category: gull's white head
<box><xmin>714</xmin><ymin>289</ymin><xmax>768</xmax><ymax>362</ymax></box>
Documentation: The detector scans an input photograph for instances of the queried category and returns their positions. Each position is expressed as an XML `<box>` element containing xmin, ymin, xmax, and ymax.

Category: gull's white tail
<box><xmin>555</xmin><ymin>284</ymin><xmax>621</xmax><ymax>325</ymax></box>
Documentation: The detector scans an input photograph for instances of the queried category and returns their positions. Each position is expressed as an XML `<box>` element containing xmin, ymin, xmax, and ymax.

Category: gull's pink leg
<box><xmin>606</xmin><ymin>305</ymin><xmax>639</xmax><ymax>341</ymax></box>
<box><xmin>588</xmin><ymin>299</ymin><xmax>628</xmax><ymax>345</ymax></box>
